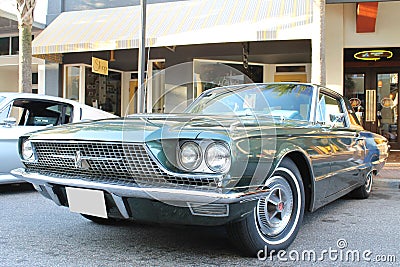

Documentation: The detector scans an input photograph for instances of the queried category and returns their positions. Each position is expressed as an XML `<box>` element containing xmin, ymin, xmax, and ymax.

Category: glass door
<box><xmin>65</xmin><ymin>66</ymin><xmax>81</xmax><ymax>101</ymax></box>
<box><xmin>344</xmin><ymin>70</ymin><xmax>400</xmax><ymax>148</ymax></box>
<box><xmin>376</xmin><ymin>73</ymin><xmax>399</xmax><ymax>143</ymax></box>
<box><xmin>344</xmin><ymin>73</ymin><xmax>365</xmax><ymax>124</ymax></box>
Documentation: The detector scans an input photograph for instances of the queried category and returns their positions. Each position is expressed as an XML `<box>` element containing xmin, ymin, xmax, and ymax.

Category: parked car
<box><xmin>0</xmin><ymin>93</ymin><xmax>117</xmax><ymax>184</ymax></box>
<box><xmin>12</xmin><ymin>83</ymin><xmax>388</xmax><ymax>256</ymax></box>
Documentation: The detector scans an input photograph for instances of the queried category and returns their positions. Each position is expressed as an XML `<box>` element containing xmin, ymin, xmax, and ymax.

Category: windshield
<box><xmin>0</xmin><ymin>97</ymin><xmax>10</xmax><ymax>121</ymax></box>
<box><xmin>186</xmin><ymin>84</ymin><xmax>314</xmax><ymax>121</ymax></box>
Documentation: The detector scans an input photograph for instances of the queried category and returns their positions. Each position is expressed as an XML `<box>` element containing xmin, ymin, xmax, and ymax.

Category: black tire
<box><xmin>81</xmin><ymin>214</ymin><xmax>122</xmax><ymax>225</ymax></box>
<box><xmin>349</xmin><ymin>171</ymin><xmax>373</xmax><ymax>199</ymax></box>
<box><xmin>226</xmin><ymin>158</ymin><xmax>305</xmax><ymax>257</ymax></box>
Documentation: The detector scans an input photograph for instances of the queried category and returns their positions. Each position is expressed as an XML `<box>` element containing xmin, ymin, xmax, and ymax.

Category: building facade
<box><xmin>35</xmin><ymin>0</ymin><xmax>400</xmax><ymax>148</ymax></box>
<box><xmin>326</xmin><ymin>1</ymin><xmax>400</xmax><ymax>148</ymax></box>
<box><xmin>38</xmin><ymin>0</ymin><xmax>314</xmax><ymax>117</ymax></box>
<box><xmin>0</xmin><ymin>5</ymin><xmax>45</xmax><ymax>94</ymax></box>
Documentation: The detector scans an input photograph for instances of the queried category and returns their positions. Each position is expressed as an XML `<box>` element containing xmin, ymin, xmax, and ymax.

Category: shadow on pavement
<box><xmin>0</xmin><ymin>183</ymin><xmax>35</xmax><ymax>194</ymax></box>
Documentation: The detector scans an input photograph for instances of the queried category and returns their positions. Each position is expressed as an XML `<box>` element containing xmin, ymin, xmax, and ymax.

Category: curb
<box><xmin>384</xmin><ymin>163</ymin><xmax>400</xmax><ymax>167</ymax></box>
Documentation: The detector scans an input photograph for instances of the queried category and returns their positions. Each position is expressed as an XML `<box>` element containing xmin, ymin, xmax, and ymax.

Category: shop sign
<box><xmin>92</xmin><ymin>57</ymin><xmax>108</xmax><ymax>75</ymax></box>
<box><xmin>354</xmin><ymin>50</ymin><xmax>393</xmax><ymax>61</ymax></box>
<box><xmin>349</xmin><ymin>98</ymin><xmax>361</xmax><ymax>108</ymax></box>
<box><xmin>381</xmin><ymin>97</ymin><xmax>395</xmax><ymax>108</ymax></box>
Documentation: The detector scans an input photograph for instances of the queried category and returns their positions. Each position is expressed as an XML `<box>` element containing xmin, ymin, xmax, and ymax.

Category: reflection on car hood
<box><xmin>26</xmin><ymin>114</ymin><xmax>311</xmax><ymax>143</ymax></box>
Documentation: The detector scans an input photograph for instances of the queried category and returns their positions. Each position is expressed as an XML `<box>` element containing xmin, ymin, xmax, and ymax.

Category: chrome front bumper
<box><xmin>0</xmin><ymin>173</ymin><xmax>26</xmax><ymax>185</ymax></box>
<box><xmin>11</xmin><ymin>168</ymin><xmax>269</xmax><ymax>205</ymax></box>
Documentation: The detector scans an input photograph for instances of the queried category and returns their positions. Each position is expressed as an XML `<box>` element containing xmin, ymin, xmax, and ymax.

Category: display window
<box><xmin>64</xmin><ymin>64</ymin><xmax>122</xmax><ymax>116</ymax></box>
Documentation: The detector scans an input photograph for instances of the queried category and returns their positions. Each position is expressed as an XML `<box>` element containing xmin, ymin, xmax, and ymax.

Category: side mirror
<box><xmin>329</xmin><ymin>113</ymin><xmax>345</xmax><ymax>129</ymax></box>
<box><xmin>330</xmin><ymin>113</ymin><xmax>344</xmax><ymax>122</ymax></box>
<box><xmin>1</xmin><ymin>117</ymin><xmax>17</xmax><ymax>127</ymax></box>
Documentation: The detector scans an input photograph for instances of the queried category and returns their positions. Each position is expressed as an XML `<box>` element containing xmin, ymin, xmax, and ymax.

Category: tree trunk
<box><xmin>19</xmin><ymin>25</ymin><xmax>33</xmax><ymax>93</ymax></box>
<box><xmin>16</xmin><ymin>0</ymin><xmax>36</xmax><ymax>93</ymax></box>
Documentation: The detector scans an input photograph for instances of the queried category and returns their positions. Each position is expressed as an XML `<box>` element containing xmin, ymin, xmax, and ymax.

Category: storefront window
<box><xmin>149</xmin><ymin>61</ymin><xmax>165</xmax><ymax>113</ymax></box>
<box><xmin>193</xmin><ymin>60</ymin><xmax>263</xmax><ymax>97</ymax></box>
<box><xmin>65</xmin><ymin>66</ymin><xmax>80</xmax><ymax>101</ymax></box>
<box><xmin>147</xmin><ymin>61</ymin><xmax>197</xmax><ymax>114</ymax></box>
<box><xmin>344</xmin><ymin>74</ymin><xmax>365</xmax><ymax>123</ymax></box>
<box><xmin>377</xmin><ymin>73</ymin><xmax>398</xmax><ymax>142</ymax></box>
<box><xmin>0</xmin><ymin>37</ymin><xmax>9</xmax><ymax>56</ymax></box>
<box><xmin>11</xmin><ymin>36</ymin><xmax>19</xmax><ymax>55</ymax></box>
<box><xmin>0</xmin><ymin>36</ymin><xmax>28</xmax><ymax>55</ymax></box>
<box><xmin>145</xmin><ymin>60</ymin><xmax>264</xmax><ymax>114</ymax></box>
<box><xmin>85</xmin><ymin>67</ymin><xmax>121</xmax><ymax>116</ymax></box>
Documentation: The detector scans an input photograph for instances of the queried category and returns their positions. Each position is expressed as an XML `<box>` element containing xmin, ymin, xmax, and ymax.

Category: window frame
<box><xmin>316</xmin><ymin>88</ymin><xmax>350</xmax><ymax>129</ymax></box>
<box><xmin>6</xmin><ymin>98</ymin><xmax>74</xmax><ymax>126</ymax></box>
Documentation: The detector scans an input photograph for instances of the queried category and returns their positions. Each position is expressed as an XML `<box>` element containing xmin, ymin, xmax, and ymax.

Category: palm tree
<box><xmin>16</xmin><ymin>0</ymin><xmax>36</xmax><ymax>93</ymax></box>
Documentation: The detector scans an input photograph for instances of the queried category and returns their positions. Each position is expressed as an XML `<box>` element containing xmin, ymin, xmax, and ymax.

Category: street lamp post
<box><xmin>137</xmin><ymin>0</ymin><xmax>147</xmax><ymax>113</ymax></box>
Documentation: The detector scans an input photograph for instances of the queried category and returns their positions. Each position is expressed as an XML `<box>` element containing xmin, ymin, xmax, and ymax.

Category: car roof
<box><xmin>0</xmin><ymin>92</ymin><xmax>82</xmax><ymax>106</ymax></box>
<box><xmin>0</xmin><ymin>92</ymin><xmax>118</xmax><ymax>118</ymax></box>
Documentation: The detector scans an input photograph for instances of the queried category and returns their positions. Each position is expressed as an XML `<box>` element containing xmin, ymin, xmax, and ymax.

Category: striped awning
<box><xmin>32</xmin><ymin>0</ymin><xmax>313</xmax><ymax>55</ymax></box>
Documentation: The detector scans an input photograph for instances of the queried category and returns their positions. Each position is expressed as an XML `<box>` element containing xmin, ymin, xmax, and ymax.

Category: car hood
<box><xmin>25</xmin><ymin>114</ymin><xmax>311</xmax><ymax>143</ymax></box>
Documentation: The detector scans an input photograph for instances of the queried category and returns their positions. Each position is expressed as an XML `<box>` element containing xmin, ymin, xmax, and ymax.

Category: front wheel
<box><xmin>226</xmin><ymin>158</ymin><xmax>305</xmax><ymax>257</ymax></box>
<box><xmin>349</xmin><ymin>171</ymin><xmax>373</xmax><ymax>199</ymax></box>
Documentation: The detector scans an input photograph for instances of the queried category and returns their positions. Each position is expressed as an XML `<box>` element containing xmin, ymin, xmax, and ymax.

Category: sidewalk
<box><xmin>376</xmin><ymin>165</ymin><xmax>400</xmax><ymax>180</ymax></box>
<box><xmin>375</xmin><ymin>151</ymin><xmax>400</xmax><ymax>180</ymax></box>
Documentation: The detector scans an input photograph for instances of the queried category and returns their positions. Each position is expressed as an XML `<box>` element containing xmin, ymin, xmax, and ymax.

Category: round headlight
<box><xmin>205</xmin><ymin>143</ymin><xmax>231</xmax><ymax>173</ymax></box>
<box><xmin>22</xmin><ymin>140</ymin><xmax>35</xmax><ymax>161</ymax></box>
<box><xmin>178</xmin><ymin>142</ymin><xmax>202</xmax><ymax>171</ymax></box>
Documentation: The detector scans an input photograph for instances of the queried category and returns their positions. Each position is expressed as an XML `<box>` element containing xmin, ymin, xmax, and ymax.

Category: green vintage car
<box><xmin>12</xmin><ymin>83</ymin><xmax>388</xmax><ymax>256</ymax></box>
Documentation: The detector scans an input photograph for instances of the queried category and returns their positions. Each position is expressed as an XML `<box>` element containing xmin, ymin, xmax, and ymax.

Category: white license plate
<box><xmin>66</xmin><ymin>187</ymin><xmax>107</xmax><ymax>218</ymax></box>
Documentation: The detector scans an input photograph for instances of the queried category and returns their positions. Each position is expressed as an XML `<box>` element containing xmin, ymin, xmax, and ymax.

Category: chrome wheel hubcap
<box><xmin>257</xmin><ymin>176</ymin><xmax>294</xmax><ymax>237</ymax></box>
<box><xmin>365</xmin><ymin>172</ymin><xmax>373</xmax><ymax>193</ymax></box>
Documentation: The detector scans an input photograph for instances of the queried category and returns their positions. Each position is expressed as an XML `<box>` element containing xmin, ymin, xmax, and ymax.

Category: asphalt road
<box><xmin>0</xmin><ymin>179</ymin><xmax>399</xmax><ymax>267</ymax></box>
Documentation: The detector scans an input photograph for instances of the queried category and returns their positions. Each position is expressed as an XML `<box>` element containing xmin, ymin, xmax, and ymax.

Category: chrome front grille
<box><xmin>24</xmin><ymin>141</ymin><xmax>218</xmax><ymax>190</ymax></box>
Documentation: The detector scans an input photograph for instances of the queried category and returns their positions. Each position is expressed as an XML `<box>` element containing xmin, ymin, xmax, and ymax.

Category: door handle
<box><xmin>354</xmin><ymin>133</ymin><xmax>366</xmax><ymax>143</ymax></box>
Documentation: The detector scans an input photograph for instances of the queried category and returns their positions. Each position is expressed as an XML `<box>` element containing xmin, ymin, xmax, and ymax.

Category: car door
<box><xmin>316</xmin><ymin>90</ymin><xmax>365</xmax><ymax>197</ymax></box>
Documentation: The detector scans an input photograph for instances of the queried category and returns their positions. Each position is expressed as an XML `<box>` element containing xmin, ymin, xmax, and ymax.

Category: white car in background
<box><xmin>0</xmin><ymin>93</ymin><xmax>117</xmax><ymax>184</ymax></box>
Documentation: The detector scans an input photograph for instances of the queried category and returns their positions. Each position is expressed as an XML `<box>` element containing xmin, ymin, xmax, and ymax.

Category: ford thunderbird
<box><xmin>12</xmin><ymin>83</ymin><xmax>388</xmax><ymax>256</ymax></box>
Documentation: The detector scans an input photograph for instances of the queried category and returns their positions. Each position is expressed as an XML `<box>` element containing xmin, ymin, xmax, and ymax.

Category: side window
<box><xmin>43</xmin><ymin>103</ymin><xmax>74</xmax><ymax>125</ymax></box>
<box><xmin>13</xmin><ymin>100</ymin><xmax>72</xmax><ymax>126</ymax></box>
<box><xmin>65</xmin><ymin>105</ymin><xmax>73</xmax><ymax>123</ymax></box>
<box><xmin>11</xmin><ymin>106</ymin><xmax>26</xmax><ymax>125</ymax></box>
<box><xmin>317</xmin><ymin>93</ymin><xmax>346</xmax><ymax>128</ymax></box>
<box><xmin>27</xmin><ymin>103</ymin><xmax>69</xmax><ymax>126</ymax></box>
<box><xmin>344</xmin><ymin>98</ymin><xmax>362</xmax><ymax>127</ymax></box>
<box><xmin>0</xmin><ymin>103</ymin><xmax>11</xmax><ymax>121</ymax></box>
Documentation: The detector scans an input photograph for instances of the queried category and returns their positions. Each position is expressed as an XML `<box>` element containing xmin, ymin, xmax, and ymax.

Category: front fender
<box><xmin>271</xmin><ymin>142</ymin><xmax>316</xmax><ymax>212</ymax></box>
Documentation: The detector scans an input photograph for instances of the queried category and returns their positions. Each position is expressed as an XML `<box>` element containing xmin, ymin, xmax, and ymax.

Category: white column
<box><xmin>37</xmin><ymin>63</ymin><xmax>45</xmax><ymax>94</ymax></box>
<box><xmin>79</xmin><ymin>65</ymin><xmax>86</xmax><ymax>104</ymax></box>
<box><xmin>311</xmin><ymin>0</ymin><xmax>326</xmax><ymax>86</ymax></box>
<box><xmin>325</xmin><ymin>4</ymin><xmax>344</xmax><ymax>94</ymax></box>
